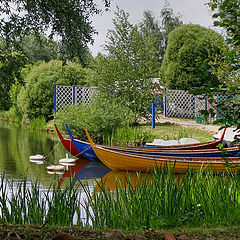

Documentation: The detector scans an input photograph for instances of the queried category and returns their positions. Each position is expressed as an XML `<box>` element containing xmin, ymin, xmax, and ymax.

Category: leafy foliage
<box><xmin>209</xmin><ymin>0</ymin><xmax>240</xmax><ymax>47</ymax></box>
<box><xmin>55</xmin><ymin>94</ymin><xmax>135</xmax><ymax>142</ymax></box>
<box><xmin>92</xmin><ymin>8</ymin><xmax>160</xmax><ymax>120</ymax></box>
<box><xmin>192</xmin><ymin>0</ymin><xmax>240</xmax><ymax>128</ymax></box>
<box><xmin>139</xmin><ymin>5</ymin><xmax>183</xmax><ymax>62</ymax></box>
<box><xmin>17</xmin><ymin>60</ymin><xmax>90</xmax><ymax>120</ymax></box>
<box><xmin>0</xmin><ymin>0</ymin><xmax>110</xmax><ymax>66</ymax></box>
<box><xmin>161</xmin><ymin>24</ymin><xmax>226</xmax><ymax>90</ymax></box>
<box><xmin>0</xmin><ymin>51</ymin><xmax>27</xmax><ymax>110</ymax></box>
<box><xmin>20</xmin><ymin>34</ymin><xmax>59</xmax><ymax>63</ymax></box>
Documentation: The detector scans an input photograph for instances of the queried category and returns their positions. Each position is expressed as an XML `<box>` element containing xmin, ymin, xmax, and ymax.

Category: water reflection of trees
<box><xmin>0</xmin><ymin>125</ymin><xmax>68</xmax><ymax>186</ymax></box>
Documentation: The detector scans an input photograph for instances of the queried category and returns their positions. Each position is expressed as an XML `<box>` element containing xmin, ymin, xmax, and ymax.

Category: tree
<box><xmin>194</xmin><ymin>0</ymin><xmax>240</xmax><ymax>128</ymax></box>
<box><xmin>0</xmin><ymin>51</ymin><xmax>27</xmax><ymax>110</ymax></box>
<box><xmin>17</xmin><ymin>60</ymin><xmax>90</xmax><ymax>120</ymax></box>
<box><xmin>20</xmin><ymin>34</ymin><xmax>59</xmax><ymax>63</ymax></box>
<box><xmin>92</xmin><ymin>8</ymin><xmax>161</xmax><ymax>121</ymax></box>
<box><xmin>0</xmin><ymin>0</ymin><xmax>110</xmax><ymax>66</ymax></box>
<box><xmin>139</xmin><ymin>4</ymin><xmax>183</xmax><ymax>62</ymax></box>
<box><xmin>161</xmin><ymin>24</ymin><xmax>226</xmax><ymax>90</ymax></box>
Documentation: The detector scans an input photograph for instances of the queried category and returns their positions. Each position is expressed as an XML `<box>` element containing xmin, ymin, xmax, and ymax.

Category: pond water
<box><xmin>0</xmin><ymin>124</ymin><xmax>111</xmax><ymax>186</ymax></box>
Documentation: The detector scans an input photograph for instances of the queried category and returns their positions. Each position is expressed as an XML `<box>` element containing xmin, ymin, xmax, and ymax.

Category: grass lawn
<box><xmin>140</xmin><ymin>122</ymin><xmax>213</xmax><ymax>143</ymax></box>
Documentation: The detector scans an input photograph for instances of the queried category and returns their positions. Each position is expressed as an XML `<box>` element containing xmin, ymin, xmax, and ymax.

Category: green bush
<box><xmin>161</xmin><ymin>24</ymin><xmax>226</xmax><ymax>90</ymax></box>
<box><xmin>55</xmin><ymin>94</ymin><xmax>136</xmax><ymax>142</ymax></box>
<box><xmin>17</xmin><ymin>60</ymin><xmax>90</xmax><ymax>121</ymax></box>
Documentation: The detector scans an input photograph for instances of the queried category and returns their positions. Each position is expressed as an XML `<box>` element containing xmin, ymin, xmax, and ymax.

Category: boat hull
<box><xmin>85</xmin><ymin>129</ymin><xmax>240</xmax><ymax>173</ymax></box>
<box><xmin>54</xmin><ymin>124</ymin><xmax>84</xmax><ymax>158</ymax></box>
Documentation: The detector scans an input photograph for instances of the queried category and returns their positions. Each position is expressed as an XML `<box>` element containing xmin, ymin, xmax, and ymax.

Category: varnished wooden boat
<box><xmin>66</xmin><ymin>124</ymin><xmax>227</xmax><ymax>161</ymax></box>
<box><xmin>54</xmin><ymin>124</ymin><xmax>84</xmax><ymax>158</ymax></box>
<box><xmin>85</xmin><ymin>129</ymin><xmax>240</xmax><ymax>173</ymax></box>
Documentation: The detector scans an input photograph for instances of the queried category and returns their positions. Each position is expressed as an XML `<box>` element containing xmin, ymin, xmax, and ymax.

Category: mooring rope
<box><xmin>44</xmin><ymin>140</ymin><xmax>61</xmax><ymax>160</ymax></box>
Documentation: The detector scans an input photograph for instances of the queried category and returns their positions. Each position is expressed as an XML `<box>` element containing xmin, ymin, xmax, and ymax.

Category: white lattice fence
<box><xmin>54</xmin><ymin>85</ymin><xmax>97</xmax><ymax>112</ymax></box>
<box><xmin>164</xmin><ymin>89</ymin><xmax>226</xmax><ymax>121</ymax></box>
<box><xmin>164</xmin><ymin>90</ymin><xmax>195</xmax><ymax>118</ymax></box>
<box><xmin>75</xmin><ymin>86</ymin><xmax>97</xmax><ymax>105</ymax></box>
<box><xmin>195</xmin><ymin>94</ymin><xmax>226</xmax><ymax>121</ymax></box>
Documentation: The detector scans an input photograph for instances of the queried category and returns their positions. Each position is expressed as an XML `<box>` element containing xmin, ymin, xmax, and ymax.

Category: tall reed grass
<box><xmin>0</xmin><ymin>174</ymin><xmax>83</xmax><ymax>226</ymax></box>
<box><xmin>103</xmin><ymin>125</ymin><xmax>154</xmax><ymax>146</ymax></box>
<box><xmin>30</xmin><ymin>118</ymin><xmax>47</xmax><ymax>130</ymax></box>
<box><xmin>1</xmin><ymin>167</ymin><xmax>240</xmax><ymax>230</ymax></box>
<box><xmin>86</xmin><ymin>166</ymin><xmax>240</xmax><ymax>230</ymax></box>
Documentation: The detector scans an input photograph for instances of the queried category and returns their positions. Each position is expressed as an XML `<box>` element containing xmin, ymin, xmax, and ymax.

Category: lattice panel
<box><xmin>54</xmin><ymin>85</ymin><xmax>97</xmax><ymax>113</ymax></box>
<box><xmin>195</xmin><ymin>94</ymin><xmax>226</xmax><ymax>121</ymax></box>
<box><xmin>165</xmin><ymin>90</ymin><xmax>195</xmax><ymax>118</ymax></box>
<box><xmin>75</xmin><ymin>86</ymin><xmax>97</xmax><ymax>105</ymax></box>
<box><xmin>55</xmin><ymin>85</ymin><xmax>73</xmax><ymax>112</ymax></box>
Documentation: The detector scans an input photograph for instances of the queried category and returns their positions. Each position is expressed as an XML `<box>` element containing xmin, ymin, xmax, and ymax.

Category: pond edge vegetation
<box><xmin>1</xmin><ymin>165</ymin><xmax>240</xmax><ymax>231</ymax></box>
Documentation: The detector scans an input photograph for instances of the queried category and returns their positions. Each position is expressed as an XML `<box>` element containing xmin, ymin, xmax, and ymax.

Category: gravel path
<box><xmin>156</xmin><ymin>116</ymin><xmax>221</xmax><ymax>134</ymax></box>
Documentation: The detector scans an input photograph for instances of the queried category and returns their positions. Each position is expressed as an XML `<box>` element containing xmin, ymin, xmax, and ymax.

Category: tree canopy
<box><xmin>161</xmin><ymin>24</ymin><xmax>226</xmax><ymax>90</ymax></box>
<box><xmin>0</xmin><ymin>0</ymin><xmax>110</xmax><ymax>66</ymax></box>
<box><xmin>92</xmin><ymin>6</ymin><xmax>182</xmax><ymax>120</ymax></box>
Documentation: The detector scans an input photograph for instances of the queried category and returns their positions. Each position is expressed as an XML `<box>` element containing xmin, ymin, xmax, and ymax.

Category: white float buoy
<box><xmin>30</xmin><ymin>159</ymin><xmax>45</xmax><ymax>165</ymax></box>
<box><xmin>59</xmin><ymin>162</ymin><xmax>76</xmax><ymax>166</ymax></box>
<box><xmin>47</xmin><ymin>170</ymin><xmax>64</xmax><ymax>175</ymax></box>
<box><xmin>29</xmin><ymin>154</ymin><xmax>45</xmax><ymax>161</ymax></box>
<box><xmin>59</xmin><ymin>154</ymin><xmax>76</xmax><ymax>164</ymax></box>
<box><xmin>46</xmin><ymin>165</ymin><xmax>65</xmax><ymax>172</ymax></box>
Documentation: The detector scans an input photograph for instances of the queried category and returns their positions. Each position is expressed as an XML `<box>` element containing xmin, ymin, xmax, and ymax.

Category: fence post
<box><xmin>163</xmin><ymin>88</ymin><xmax>167</xmax><ymax>117</ymax></box>
<box><xmin>54</xmin><ymin>85</ymin><xmax>57</xmax><ymax>113</ymax></box>
<box><xmin>152</xmin><ymin>102</ymin><xmax>155</xmax><ymax>128</ymax></box>
<box><xmin>73</xmin><ymin>85</ymin><xmax>76</xmax><ymax>104</ymax></box>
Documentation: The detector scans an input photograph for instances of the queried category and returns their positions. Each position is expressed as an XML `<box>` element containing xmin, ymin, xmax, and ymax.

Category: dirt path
<box><xmin>156</xmin><ymin>116</ymin><xmax>220</xmax><ymax>134</ymax></box>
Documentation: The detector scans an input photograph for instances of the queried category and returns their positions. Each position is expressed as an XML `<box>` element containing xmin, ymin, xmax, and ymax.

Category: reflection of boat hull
<box><xmin>75</xmin><ymin>162</ymin><xmax>111</xmax><ymax>180</ymax></box>
<box><xmin>59</xmin><ymin>159</ymin><xmax>111</xmax><ymax>185</ymax></box>
<box><xmin>85</xmin><ymin>130</ymin><xmax>240</xmax><ymax>173</ymax></box>
<box><xmin>54</xmin><ymin>124</ymin><xmax>84</xmax><ymax>158</ymax></box>
<box><xmin>96</xmin><ymin>171</ymin><xmax>153</xmax><ymax>192</ymax></box>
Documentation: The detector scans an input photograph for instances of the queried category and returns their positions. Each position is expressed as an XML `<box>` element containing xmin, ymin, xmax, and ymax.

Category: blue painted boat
<box><xmin>66</xmin><ymin>124</ymin><xmax>99</xmax><ymax>161</ymax></box>
<box><xmin>66</xmin><ymin>125</ymin><xmax>236</xmax><ymax>160</ymax></box>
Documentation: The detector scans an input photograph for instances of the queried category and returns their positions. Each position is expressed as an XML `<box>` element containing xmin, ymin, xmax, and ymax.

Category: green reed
<box><xmin>1</xmin><ymin>168</ymin><xmax>240</xmax><ymax>230</ymax></box>
<box><xmin>86</xmin><ymin>166</ymin><xmax>240</xmax><ymax>230</ymax></box>
<box><xmin>103</xmin><ymin>125</ymin><xmax>154</xmax><ymax>146</ymax></box>
<box><xmin>0</xmin><ymin>175</ymin><xmax>83</xmax><ymax>226</ymax></box>
<box><xmin>30</xmin><ymin>117</ymin><xmax>47</xmax><ymax>130</ymax></box>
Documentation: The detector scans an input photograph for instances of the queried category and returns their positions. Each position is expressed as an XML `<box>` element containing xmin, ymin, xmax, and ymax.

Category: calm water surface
<box><xmin>0</xmin><ymin>124</ymin><xmax>110</xmax><ymax>187</ymax></box>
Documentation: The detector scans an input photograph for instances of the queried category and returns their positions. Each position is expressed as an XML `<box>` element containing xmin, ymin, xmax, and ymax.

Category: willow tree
<box><xmin>0</xmin><ymin>0</ymin><xmax>110</xmax><ymax>66</ymax></box>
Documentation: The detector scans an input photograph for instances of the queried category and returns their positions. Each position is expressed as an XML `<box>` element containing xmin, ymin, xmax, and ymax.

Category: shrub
<box><xmin>55</xmin><ymin>94</ymin><xmax>136</xmax><ymax>142</ymax></box>
<box><xmin>17</xmin><ymin>60</ymin><xmax>90</xmax><ymax>121</ymax></box>
<box><xmin>161</xmin><ymin>24</ymin><xmax>226</xmax><ymax>90</ymax></box>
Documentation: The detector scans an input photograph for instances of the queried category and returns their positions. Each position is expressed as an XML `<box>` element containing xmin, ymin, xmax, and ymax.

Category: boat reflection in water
<box><xmin>95</xmin><ymin>170</ymin><xmax>153</xmax><ymax>193</ymax></box>
<box><xmin>59</xmin><ymin>159</ymin><xmax>111</xmax><ymax>185</ymax></box>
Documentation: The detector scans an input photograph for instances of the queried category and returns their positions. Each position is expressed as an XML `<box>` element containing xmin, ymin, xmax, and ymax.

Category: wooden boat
<box><xmin>54</xmin><ymin>124</ymin><xmax>84</xmax><ymax>159</ymax></box>
<box><xmin>66</xmin><ymin>124</ymin><xmax>99</xmax><ymax>161</ymax></box>
<box><xmin>66</xmin><ymin>124</ymin><xmax>227</xmax><ymax>161</ymax></box>
<box><xmin>85</xmin><ymin>129</ymin><xmax>240</xmax><ymax>173</ymax></box>
<box><xmin>104</xmin><ymin>145</ymin><xmax>240</xmax><ymax>158</ymax></box>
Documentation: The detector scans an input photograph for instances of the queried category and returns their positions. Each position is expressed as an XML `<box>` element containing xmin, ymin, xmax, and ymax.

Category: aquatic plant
<box><xmin>86</xmin><ymin>166</ymin><xmax>240</xmax><ymax>229</ymax></box>
<box><xmin>0</xmin><ymin>166</ymin><xmax>240</xmax><ymax>229</ymax></box>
